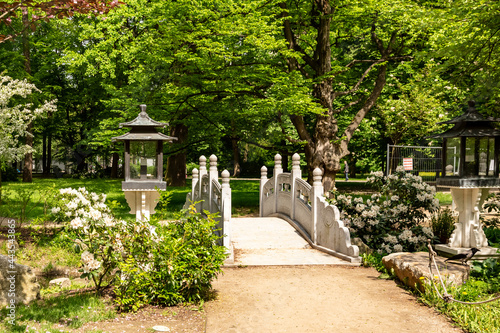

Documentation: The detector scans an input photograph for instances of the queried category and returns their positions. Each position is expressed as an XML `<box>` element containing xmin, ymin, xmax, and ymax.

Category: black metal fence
<box><xmin>386</xmin><ymin>144</ymin><xmax>442</xmax><ymax>182</ymax></box>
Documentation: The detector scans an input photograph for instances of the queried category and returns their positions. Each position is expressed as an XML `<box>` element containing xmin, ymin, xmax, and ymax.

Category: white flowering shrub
<box><xmin>0</xmin><ymin>75</ymin><xmax>56</xmax><ymax>168</ymax></box>
<box><xmin>51</xmin><ymin>188</ymin><xmax>226</xmax><ymax>310</ymax></box>
<box><xmin>331</xmin><ymin>167</ymin><xmax>439</xmax><ymax>254</ymax></box>
<box><xmin>51</xmin><ymin>187</ymin><xmax>138</xmax><ymax>290</ymax></box>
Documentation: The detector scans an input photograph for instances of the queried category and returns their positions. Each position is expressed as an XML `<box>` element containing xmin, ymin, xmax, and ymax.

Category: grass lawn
<box><xmin>0</xmin><ymin>178</ymin><xmax>193</xmax><ymax>222</ymax></box>
<box><xmin>0</xmin><ymin>176</ymin><xmax>455</xmax><ymax>222</ymax></box>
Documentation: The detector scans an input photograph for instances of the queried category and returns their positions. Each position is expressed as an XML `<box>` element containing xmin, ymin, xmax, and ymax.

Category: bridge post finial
<box><xmin>260</xmin><ymin>166</ymin><xmax>268</xmax><ymax>180</ymax></box>
<box><xmin>221</xmin><ymin>169</ymin><xmax>230</xmax><ymax>188</ymax></box>
<box><xmin>260</xmin><ymin>166</ymin><xmax>268</xmax><ymax>217</ymax></box>
<box><xmin>199</xmin><ymin>155</ymin><xmax>207</xmax><ymax>171</ymax></box>
<box><xmin>290</xmin><ymin>153</ymin><xmax>302</xmax><ymax>221</ymax></box>
<box><xmin>313</xmin><ymin>168</ymin><xmax>323</xmax><ymax>187</ymax></box>
<box><xmin>221</xmin><ymin>169</ymin><xmax>231</xmax><ymax>250</ymax></box>
<box><xmin>273</xmin><ymin>154</ymin><xmax>283</xmax><ymax>215</ymax></box>
<box><xmin>311</xmin><ymin>168</ymin><xmax>323</xmax><ymax>244</ymax></box>
<box><xmin>208</xmin><ymin>155</ymin><xmax>218</xmax><ymax>213</ymax></box>
<box><xmin>191</xmin><ymin>168</ymin><xmax>199</xmax><ymax>200</ymax></box>
<box><xmin>292</xmin><ymin>153</ymin><xmax>300</xmax><ymax>171</ymax></box>
<box><xmin>197</xmin><ymin>156</ymin><xmax>207</xmax><ymax>211</ymax></box>
<box><xmin>274</xmin><ymin>154</ymin><xmax>283</xmax><ymax>176</ymax></box>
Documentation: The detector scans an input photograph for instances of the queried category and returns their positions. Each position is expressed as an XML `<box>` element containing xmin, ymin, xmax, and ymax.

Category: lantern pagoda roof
<box><xmin>119</xmin><ymin>104</ymin><xmax>167</xmax><ymax>128</ymax></box>
<box><xmin>112</xmin><ymin>104</ymin><xmax>177</xmax><ymax>142</ymax></box>
<box><xmin>431</xmin><ymin>101</ymin><xmax>500</xmax><ymax>138</ymax></box>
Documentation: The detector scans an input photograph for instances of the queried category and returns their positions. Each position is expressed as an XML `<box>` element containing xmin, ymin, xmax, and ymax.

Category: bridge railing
<box><xmin>184</xmin><ymin>155</ymin><xmax>231</xmax><ymax>252</ymax></box>
<box><xmin>260</xmin><ymin>153</ymin><xmax>360</xmax><ymax>263</ymax></box>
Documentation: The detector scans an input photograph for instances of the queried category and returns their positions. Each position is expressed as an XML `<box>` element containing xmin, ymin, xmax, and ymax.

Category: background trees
<box><xmin>0</xmin><ymin>0</ymin><xmax>494</xmax><ymax>185</ymax></box>
<box><xmin>276</xmin><ymin>0</ymin><xmax>446</xmax><ymax>190</ymax></box>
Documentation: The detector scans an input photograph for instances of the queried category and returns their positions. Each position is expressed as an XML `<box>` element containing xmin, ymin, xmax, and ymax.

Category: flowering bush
<box><xmin>115</xmin><ymin>204</ymin><xmax>227</xmax><ymax>311</ymax></box>
<box><xmin>330</xmin><ymin>166</ymin><xmax>439</xmax><ymax>254</ymax></box>
<box><xmin>0</xmin><ymin>75</ymin><xmax>56</xmax><ymax>169</ymax></box>
<box><xmin>51</xmin><ymin>187</ymin><xmax>135</xmax><ymax>290</ymax></box>
<box><xmin>51</xmin><ymin>188</ymin><xmax>226</xmax><ymax>310</ymax></box>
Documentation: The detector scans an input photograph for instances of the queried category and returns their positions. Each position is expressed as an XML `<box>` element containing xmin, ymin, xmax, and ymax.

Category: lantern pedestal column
<box><xmin>449</xmin><ymin>188</ymin><xmax>488</xmax><ymax>248</ymax></box>
<box><xmin>435</xmin><ymin>187</ymin><xmax>500</xmax><ymax>260</ymax></box>
<box><xmin>124</xmin><ymin>190</ymin><xmax>161</xmax><ymax>222</ymax></box>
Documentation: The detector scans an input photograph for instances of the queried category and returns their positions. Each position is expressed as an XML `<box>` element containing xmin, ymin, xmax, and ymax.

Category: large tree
<box><xmin>277</xmin><ymin>0</ymin><xmax>440</xmax><ymax>190</ymax></box>
<box><xmin>60</xmin><ymin>0</ymin><xmax>306</xmax><ymax>184</ymax></box>
<box><xmin>1</xmin><ymin>0</ymin><xmax>120</xmax><ymax>182</ymax></box>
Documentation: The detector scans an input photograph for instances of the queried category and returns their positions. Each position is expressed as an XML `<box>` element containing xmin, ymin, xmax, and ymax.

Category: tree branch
<box><xmin>331</xmin><ymin>59</ymin><xmax>385</xmax><ymax>100</ymax></box>
<box><xmin>277</xmin><ymin>111</ymin><xmax>306</xmax><ymax>144</ymax></box>
<box><xmin>280</xmin><ymin>2</ymin><xmax>317</xmax><ymax>72</ymax></box>
<box><xmin>342</xmin><ymin>63</ymin><xmax>387</xmax><ymax>145</ymax></box>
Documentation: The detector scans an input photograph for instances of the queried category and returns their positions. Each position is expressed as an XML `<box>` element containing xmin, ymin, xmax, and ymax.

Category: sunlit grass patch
<box><xmin>435</xmin><ymin>192</ymin><xmax>452</xmax><ymax>206</ymax></box>
<box><xmin>0</xmin><ymin>292</ymin><xmax>116</xmax><ymax>332</ymax></box>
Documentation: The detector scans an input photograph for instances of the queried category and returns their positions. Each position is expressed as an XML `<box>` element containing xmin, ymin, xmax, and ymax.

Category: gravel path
<box><xmin>205</xmin><ymin>265</ymin><xmax>464</xmax><ymax>333</ymax></box>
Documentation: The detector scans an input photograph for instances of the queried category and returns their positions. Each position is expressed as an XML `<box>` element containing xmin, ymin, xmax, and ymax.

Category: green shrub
<box><xmin>420</xmin><ymin>274</ymin><xmax>500</xmax><ymax>333</ymax></box>
<box><xmin>482</xmin><ymin>193</ymin><xmax>500</xmax><ymax>228</ymax></box>
<box><xmin>471</xmin><ymin>258</ymin><xmax>500</xmax><ymax>293</ymax></box>
<box><xmin>154</xmin><ymin>189</ymin><xmax>172</xmax><ymax>219</ymax></box>
<box><xmin>114</xmin><ymin>204</ymin><xmax>226</xmax><ymax>312</ymax></box>
<box><xmin>431</xmin><ymin>208</ymin><xmax>456</xmax><ymax>244</ymax></box>
<box><xmin>330</xmin><ymin>167</ymin><xmax>438</xmax><ymax>253</ymax></box>
<box><xmin>483</xmin><ymin>227</ymin><xmax>500</xmax><ymax>247</ymax></box>
<box><xmin>1</xmin><ymin>165</ymin><xmax>19</xmax><ymax>182</ymax></box>
<box><xmin>361</xmin><ymin>252</ymin><xmax>388</xmax><ymax>273</ymax></box>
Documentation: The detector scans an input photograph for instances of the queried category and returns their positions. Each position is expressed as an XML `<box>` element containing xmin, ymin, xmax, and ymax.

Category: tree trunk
<box><xmin>111</xmin><ymin>152</ymin><xmax>119</xmax><ymax>179</ymax></box>
<box><xmin>22</xmin><ymin>9</ymin><xmax>33</xmax><ymax>183</ymax></box>
<box><xmin>280</xmin><ymin>140</ymin><xmax>289</xmax><ymax>172</ymax></box>
<box><xmin>349</xmin><ymin>159</ymin><xmax>357</xmax><ymax>179</ymax></box>
<box><xmin>23</xmin><ymin>123</ymin><xmax>33</xmax><ymax>182</ymax></box>
<box><xmin>42</xmin><ymin>133</ymin><xmax>47</xmax><ymax>174</ymax></box>
<box><xmin>231</xmin><ymin>136</ymin><xmax>241</xmax><ymax>177</ymax></box>
<box><xmin>47</xmin><ymin>133</ymin><xmax>52</xmax><ymax>174</ymax></box>
<box><xmin>281</xmin><ymin>0</ymin><xmax>393</xmax><ymax>192</ymax></box>
<box><xmin>166</xmin><ymin>123</ymin><xmax>188</xmax><ymax>187</ymax></box>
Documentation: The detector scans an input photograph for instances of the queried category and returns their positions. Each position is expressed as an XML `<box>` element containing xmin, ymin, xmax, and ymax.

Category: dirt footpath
<box><xmin>205</xmin><ymin>265</ymin><xmax>463</xmax><ymax>333</ymax></box>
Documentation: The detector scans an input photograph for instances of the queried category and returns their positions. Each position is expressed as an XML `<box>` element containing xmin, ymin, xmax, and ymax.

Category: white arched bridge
<box><xmin>184</xmin><ymin>154</ymin><xmax>361</xmax><ymax>265</ymax></box>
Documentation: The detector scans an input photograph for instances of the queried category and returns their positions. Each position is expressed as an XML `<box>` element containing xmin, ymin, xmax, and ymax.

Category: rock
<box><xmin>382</xmin><ymin>252</ymin><xmax>469</xmax><ymax>292</ymax></box>
<box><xmin>0</xmin><ymin>254</ymin><xmax>40</xmax><ymax>307</ymax></box>
<box><xmin>49</xmin><ymin>277</ymin><xmax>71</xmax><ymax>288</ymax></box>
<box><xmin>351</xmin><ymin>237</ymin><xmax>373</xmax><ymax>255</ymax></box>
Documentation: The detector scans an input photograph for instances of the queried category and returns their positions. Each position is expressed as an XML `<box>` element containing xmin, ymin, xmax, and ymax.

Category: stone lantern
<box><xmin>113</xmin><ymin>104</ymin><xmax>177</xmax><ymax>221</ymax></box>
<box><xmin>433</xmin><ymin>101</ymin><xmax>500</xmax><ymax>258</ymax></box>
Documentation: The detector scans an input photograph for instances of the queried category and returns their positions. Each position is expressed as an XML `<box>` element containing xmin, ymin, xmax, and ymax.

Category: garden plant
<box><xmin>47</xmin><ymin>186</ymin><xmax>227</xmax><ymax>312</ymax></box>
<box><xmin>330</xmin><ymin>166</ymin><xmax>438</xmax><ymax>254</ymax></box>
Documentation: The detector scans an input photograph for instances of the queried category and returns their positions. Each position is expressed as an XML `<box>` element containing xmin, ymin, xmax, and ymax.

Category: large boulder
<box><xmin>382</xmin><ymin>252</ymin><xmax>469</xmax><ymax>292</ymax></box>
<box><xmin>0</xmin><ymin>254</ymin><xmax>41</xmax><ymax>307</ymax></box>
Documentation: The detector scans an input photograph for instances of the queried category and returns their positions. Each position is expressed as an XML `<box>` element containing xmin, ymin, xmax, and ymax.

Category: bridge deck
<box><xmin>229</xmin><ymin>217</ymin><xmax>358</xmax><ymax>266</ymax></box>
